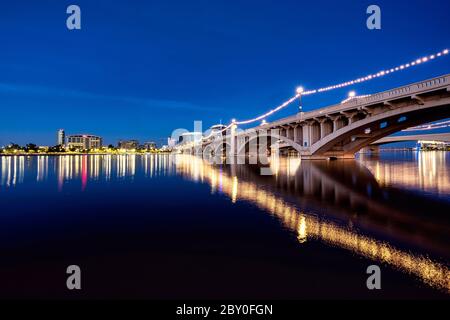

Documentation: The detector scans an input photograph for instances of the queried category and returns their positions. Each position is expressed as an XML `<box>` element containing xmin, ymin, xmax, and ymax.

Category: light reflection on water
<box><xmin>174</xmin><ymin>155</ymin><xmax>450</xmax><ymax>293</ymax></box>
<box><xmin>0</xmin><ymin>152</ymin><xmax>449</xmax><ymax>293</ymax></box>
<box><xmin>359</xmin><ymin>151</ymin><xmax>450</xmax><ymax>198</ymax></box>
<box><xmin>0</xmin><ymin>154</ymin><xmax>175</xmax><ymax>188</ymax></box>
<box><xmin>1</xmin><ymin>156</ymin><xmax>25</xmax><ymax>187</ymax></box>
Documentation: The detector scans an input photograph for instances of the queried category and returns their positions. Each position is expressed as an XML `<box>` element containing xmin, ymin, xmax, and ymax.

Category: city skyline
<box><xmin>0</xmin><ymin>128</ymin><xmax>165</xmax><ymax>148</ymax></box>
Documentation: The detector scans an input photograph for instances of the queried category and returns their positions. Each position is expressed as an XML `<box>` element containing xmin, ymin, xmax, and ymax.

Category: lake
<box><xmin>0</xmin><ymin>152</ymin><xmax>449</xmax><ymax>299</ymax></box>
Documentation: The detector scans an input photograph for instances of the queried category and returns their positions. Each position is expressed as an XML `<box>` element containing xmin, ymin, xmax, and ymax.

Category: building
<box><xmin>143</xmin><ymin>141</ymin><xmax>157</xmax><ymax>150</ymax></box>
<box><xmin>57</xmin><ymin>129</ymin><xmax>65</xmax><ymax>146</ymax></box>
<box><xmin>118</xmin><ymin>140</ymin><xmax>139</xmax><ymax>150</ymax></box>
<box><xmin>418</xmin><ymin>140</ymin><xmax>450</xmax><ymax>151</ymax></box>
<box><xmin>67</xmin><ymin>134</ymin><xmax>103</xmax><ymax>150</ymax></box>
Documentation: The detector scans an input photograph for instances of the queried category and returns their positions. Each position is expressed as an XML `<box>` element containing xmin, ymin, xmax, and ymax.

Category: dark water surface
<box><xmin>0</xmin><ymin>152</ymin><xmax>449</xmax><ymax>299</ymax></box>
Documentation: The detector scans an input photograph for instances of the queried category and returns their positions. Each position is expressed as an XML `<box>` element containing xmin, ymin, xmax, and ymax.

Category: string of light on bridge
<box><xmin>304</xmin><ymin>48</ymin><xmax>449</xmax><ymax>95</ymax></box>
<box><xmin>198</xmin><ymin>48</ymin><xmax>448</xmax><ymax>143</ymax></box>
<box><xmin>232</xmin><ymin>48</ymin><xmax>448</xmax><ymax>125</ymax></box>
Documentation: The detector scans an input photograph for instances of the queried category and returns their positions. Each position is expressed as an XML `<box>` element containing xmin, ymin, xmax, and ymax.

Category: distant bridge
<box><xmin>373</xmin><ymin>132</ymin><xmax>450</xmax><ymax>145</ymax></box>
<box><xmin>177</xmin><ymin>74</ymin><xmax>450</xmax><ymax>159</ymax></box>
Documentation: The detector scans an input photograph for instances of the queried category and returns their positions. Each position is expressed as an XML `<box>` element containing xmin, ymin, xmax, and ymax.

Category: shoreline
<box><xmin>0</xmin><ymin>149</ymin><xmax>449</xmax><ymax>157</ymax></box>
<box><xmin>0</xmin><ymin>152</ymin><xmax>172</xmax><ymax>157</ymax></box>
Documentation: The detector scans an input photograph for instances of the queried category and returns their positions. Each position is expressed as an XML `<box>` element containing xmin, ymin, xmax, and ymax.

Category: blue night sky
<box><xmin>1</xmin><ymin>0</ymin><xmax>449</xmax><ymax>146</ymax></box>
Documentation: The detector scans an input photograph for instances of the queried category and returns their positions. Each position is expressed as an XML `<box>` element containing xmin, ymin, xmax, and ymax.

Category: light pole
<box><xmin>296</xmin><ymin>86</ymin><xmax>304</xmax><ymax>115</ymax></box>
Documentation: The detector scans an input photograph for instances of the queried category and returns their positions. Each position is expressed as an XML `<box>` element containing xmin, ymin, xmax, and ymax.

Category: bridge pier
<box><xmin>228</xmin><ymin>124</ymin><xmax>237</xmax><ymax>161</ymax></box>
<box><xmin>310</xmin><ymin>121</ymin><xmax>321</xmax><ymax>145</ymax></box>
<box><xmin>293</xmin><ymin>125</ymin><xmax>302</xmax><ymax>146</ymax></box>
<box><xmin>320</xmin><ymin>118</ymin><xmax>333</xmax><ymax>139</ymax></box>
<box><xmin>302</xmin><ymin>123</ymin><xmax>311</xmax><ymax>147</ymax></box>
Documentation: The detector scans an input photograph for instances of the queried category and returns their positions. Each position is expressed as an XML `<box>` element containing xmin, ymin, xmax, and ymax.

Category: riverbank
<box><xmin>0</xmin><ymin>151</ymin><xmax>172</xmax><ymax>156</ymax></box>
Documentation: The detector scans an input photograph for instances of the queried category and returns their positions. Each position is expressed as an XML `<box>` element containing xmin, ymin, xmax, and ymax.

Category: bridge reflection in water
<box><xmin>174</xmin><ymin>154</ymin><xmax>450</xmax><ymax>293</ymax></box>
<box><xmin>0</xmin><ymin>153</ymin><xmax>449</xmax><ymax>293</ymax></box>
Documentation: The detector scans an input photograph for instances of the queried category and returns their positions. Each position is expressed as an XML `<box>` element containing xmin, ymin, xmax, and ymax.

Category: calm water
<box><xmin>0</xmin><ymin>152</ymin><xmax>449</xmax><ymax>299</ymax></box>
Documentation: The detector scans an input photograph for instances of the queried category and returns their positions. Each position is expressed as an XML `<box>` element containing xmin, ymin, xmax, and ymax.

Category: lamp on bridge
<box><xmin>348</xmin><ymin>91</ymin><xmax>356</xmax><ymax>98</ymax></box>
<box><xmin>296</xmin><ymin>86</ymin><xmax>304</xmax><ymax>113</ymax></box>
<box><xmin>231</xmin><ymin>118</ymin><xmax>237</xmax><ymax>129</ymax></box>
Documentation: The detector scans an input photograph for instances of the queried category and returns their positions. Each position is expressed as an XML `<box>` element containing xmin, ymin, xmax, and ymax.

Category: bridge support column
<box><xmin>257</xmin><ymin>129</ymin><xmax>270</xmax><ymax>165</ymax></box>
<box><xmin>346</xmin><ymin>112</ymin><xmax>357</xmax><ymax>124</ymax></box>
<box><xmin>302</xmin><ymin>125</ymin><xmax>311</xmax><ymax>148</ymax></box>
<box><xmin>287</xmin><ymin>126</ymin><xmax>294</xmax><ymax>141</ymax></box>
<box><xmin>293</xmin><ymin>125</ymin><xmax>303</xmax><ymax>145</ymax></box>
<box><xmin>270</xmin><ymin>128</ymin><xmax>281</xmax><ymax>156</ymax></box>
<box><xmin>268</xmin><ymin>129</ymin><xmax>273</xmax><ymax>155</ymax></box>
<box><xmin>310</xmin><ymin>121</ymin><xmax>321</xmax><ymax>145</ymax></box>
<box><xmin>320</xmin><ymin>121</ymin><xmax>326</xmax><ymax>139</ymax></box>
<box><xmin>246</xmin><ymin>130</ymin><xmax>257</xmax><ymax>163</ymax></box>
<box><xmin>334</xmin><ymin>116</ymin><xmax>349</xmax><ymax>131</ymax></box>
<box><xmin>237</xmin><ymin>135</ymin><xmax>246</xmax><ymax>163</ymax></box>
<box><xmin>320</xmin><ymin>119</ymin><xmax>333</xmax><ymax>139</ymax></box>
<box><xmin>227</xmin><ymin>124</ymin><xmax>237</xmax><ymax>163</ymax></box>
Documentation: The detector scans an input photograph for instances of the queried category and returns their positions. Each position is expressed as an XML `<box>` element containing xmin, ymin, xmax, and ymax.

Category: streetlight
<box><xmin>296</xmin><ymin>87</ymin><xmax>304</xmax><ymax>112</ymax></box>
<box><xmin>348</xmin><ymin>91</ymin><xmax>356</xmax><ymax>98</ymax></box>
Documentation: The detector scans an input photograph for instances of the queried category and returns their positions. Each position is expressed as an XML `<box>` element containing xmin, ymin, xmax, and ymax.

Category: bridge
<box><xmin>372</xmin><ymin>132</ymin><xmax>450</xmax><ymax>145</ymax></box>
<box><xmin>176</xmin><ymin>74</ymin><xmax>450</xmax><ymax>160</ymax></box>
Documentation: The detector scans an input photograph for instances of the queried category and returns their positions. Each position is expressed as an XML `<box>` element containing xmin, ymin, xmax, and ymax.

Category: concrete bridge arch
<box><xmin>310</xmin><ymin>98</ymin><xmax>450</xmax><ymax>158</ymax></box>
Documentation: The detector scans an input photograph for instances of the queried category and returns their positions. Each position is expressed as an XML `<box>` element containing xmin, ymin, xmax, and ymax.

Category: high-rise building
<box><xmin>57</xmin><ymin>129</ymin><xmax>65</xmax><ymax>146</ymax></box>
<box><xmin>67</xmin><ymin>134</ymin><xmax>103</xmax><ymax>150</ymax></box>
